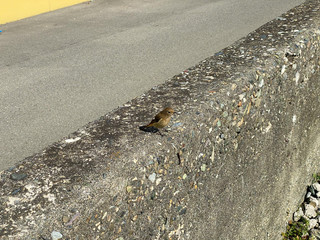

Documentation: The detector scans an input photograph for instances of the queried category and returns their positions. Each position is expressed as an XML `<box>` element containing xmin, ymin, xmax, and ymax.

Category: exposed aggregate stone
<box><xmin>1</xmin><ymin>1</ymin><xmax>320</xmax><ymax>239</ymax></box>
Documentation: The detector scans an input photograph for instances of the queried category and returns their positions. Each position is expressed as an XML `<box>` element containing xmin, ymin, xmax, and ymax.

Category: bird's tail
<box><xmin>139</xmin><ymin>126</ymin><xmax>159</xmax><ymax>133</ymax></box>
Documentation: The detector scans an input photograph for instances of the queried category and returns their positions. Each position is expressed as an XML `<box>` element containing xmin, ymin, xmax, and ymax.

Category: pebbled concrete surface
<box><xmin>0</xmin><ymin>0</ymin><xmax>304</xmax><ymax>171</ymax></box>
<box><xmin>1</xmin><ymin>0</ymin><xmax>320</xmax><ymax>239</ymax></box>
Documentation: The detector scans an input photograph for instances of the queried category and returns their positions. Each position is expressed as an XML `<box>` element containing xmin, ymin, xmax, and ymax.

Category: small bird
<box><xmin>139</xmin><ymin>107</ymin><xmax>175</xmax><ymax>133</ymax></box>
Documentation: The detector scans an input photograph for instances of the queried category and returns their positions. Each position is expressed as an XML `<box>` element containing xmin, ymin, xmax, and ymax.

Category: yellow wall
<box><xmin>0</xmin><ymin>0</ymin><xmax>87</xmax><ymax>24</ymax></box>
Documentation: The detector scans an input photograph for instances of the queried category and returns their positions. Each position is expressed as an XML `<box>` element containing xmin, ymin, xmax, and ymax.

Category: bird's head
<box><xmin>162</xmin><ymin>107</ymin><xmax>175</xmax><ymax>116</ymax></box>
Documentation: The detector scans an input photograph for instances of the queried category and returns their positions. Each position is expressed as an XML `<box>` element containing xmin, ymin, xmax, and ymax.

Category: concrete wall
<box><xmin>1</xmin><ymin>0</ymin><xmax>320</xmax><ymax>239</ymax></box>
<box><xmin>0</xmin><ymin>0</ymin><xmax>87</xmax><ymax>24</ymax></box>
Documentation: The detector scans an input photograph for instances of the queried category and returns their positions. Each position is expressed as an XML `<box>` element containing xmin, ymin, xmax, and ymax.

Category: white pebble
<box><xmin>259</xmin><ymin>79</ymin><xmax>264</xmax><ymax>88</ymax></box>
<box><xmin>148</xmin><ymin>173</ymin><xmax>156</xmax><ymax>183</ymax></box>
<box><xmin>292</xmin><ymin>115</ymin><xmax>297</xmax><ymax>124</ymax></box>
<box><xmin>313</xmin><ymin>182</ymin><xmax>320</xmax><ymax>192</ymax></box>
<box><xmin>295</xmin><ymin>72</ymin><xmax>300</xmax><ymax>85</ymax></box>
<box><xmin>65</xmin><ymin>137</ymin><xmax>81</xmax><ymax>143</ymax></box>
<box><xmin>306</xmin><ymin>192</ymin><xmax>312</xmax><ymax>199</ymax></box>
<box><xmin>51</xmin><ymin>231</ymin><xmax>63</xmax><ymax>240</ymax></box>
<box><xmin>156</xmin><ymin>178</ymin><xmax>162</xmax><ymax>186</ymax></box>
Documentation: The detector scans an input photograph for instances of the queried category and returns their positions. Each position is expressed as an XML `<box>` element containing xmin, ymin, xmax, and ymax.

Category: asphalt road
<box><xmin>0</xmin><ymin>0</ymin><xmax>304</xmax><ymax>171</ymax></box>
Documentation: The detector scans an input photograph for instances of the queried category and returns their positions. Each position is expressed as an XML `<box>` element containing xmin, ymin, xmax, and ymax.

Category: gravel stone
<box><xmin>310</xmin><ymin>228</ymin><xmax>320</xmax><ymax>239</ymax></box>
<box><xmin>293</xmin><ymin>207</ymin><xmax>303</xmax><ymax>222</ymax></box>
<box><xmin>62</xmin><ymin>216</ymin><xmax>69</xmax><ymax>223</ymax></box>
<box><xmin>309</xmin><ymin>219</ymin><xmax>318</xmax><ymax>230</ymax></box>
<box><xmin>10</xmin><ymin>172</ymin><xmax>27</xmax><ymax>181</ymax></box>
<box><xmin>309</xmin><ymin>196</ymin><xmax>319</xmax><ymax>208</ymax></box>
<box><xmin>304</xmin><ymin>203</ymin><xmax>317</xmax><ymax>218</ymax></box>
<box><xmin>313</xmin><ymin>182</ymin><xmax>320</xmax><ymax>192</ymax></box>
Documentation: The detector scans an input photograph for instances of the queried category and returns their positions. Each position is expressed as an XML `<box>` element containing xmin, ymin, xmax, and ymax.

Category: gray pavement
<box><xmin>0</xmin><ymin>0</ymin><xmax>304</xmax><ymax>171</ymax></box>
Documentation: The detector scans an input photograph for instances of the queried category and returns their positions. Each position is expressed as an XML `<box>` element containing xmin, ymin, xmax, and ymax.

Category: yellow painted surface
<box><xmin>0</xmin><ymin>0</ymin><xmax>87</xmax><ymax>24</ymax></box>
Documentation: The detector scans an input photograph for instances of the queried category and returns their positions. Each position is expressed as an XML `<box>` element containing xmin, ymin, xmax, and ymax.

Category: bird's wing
<box><xmin>146</xmin><ymin>113</ymin><xmax>163</xmax><ymax>126</ymax></box>
<box><xmin>149</xmin><ymin>113</ymin><xmax>162</xmax><ymax>124</ymax></box>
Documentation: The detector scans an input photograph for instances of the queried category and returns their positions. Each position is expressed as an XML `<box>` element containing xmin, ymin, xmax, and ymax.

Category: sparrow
<box><xmin>139</xmin><ymin>107</ymin><xmax>175</xmax><ymax>133</ymax></box>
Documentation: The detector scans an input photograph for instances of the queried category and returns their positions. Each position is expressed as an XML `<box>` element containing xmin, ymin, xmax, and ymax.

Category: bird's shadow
<box><xmin>139</xmin><ymin>126</ymin><xmax>159</xmax><ymax>133</ymax></box>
